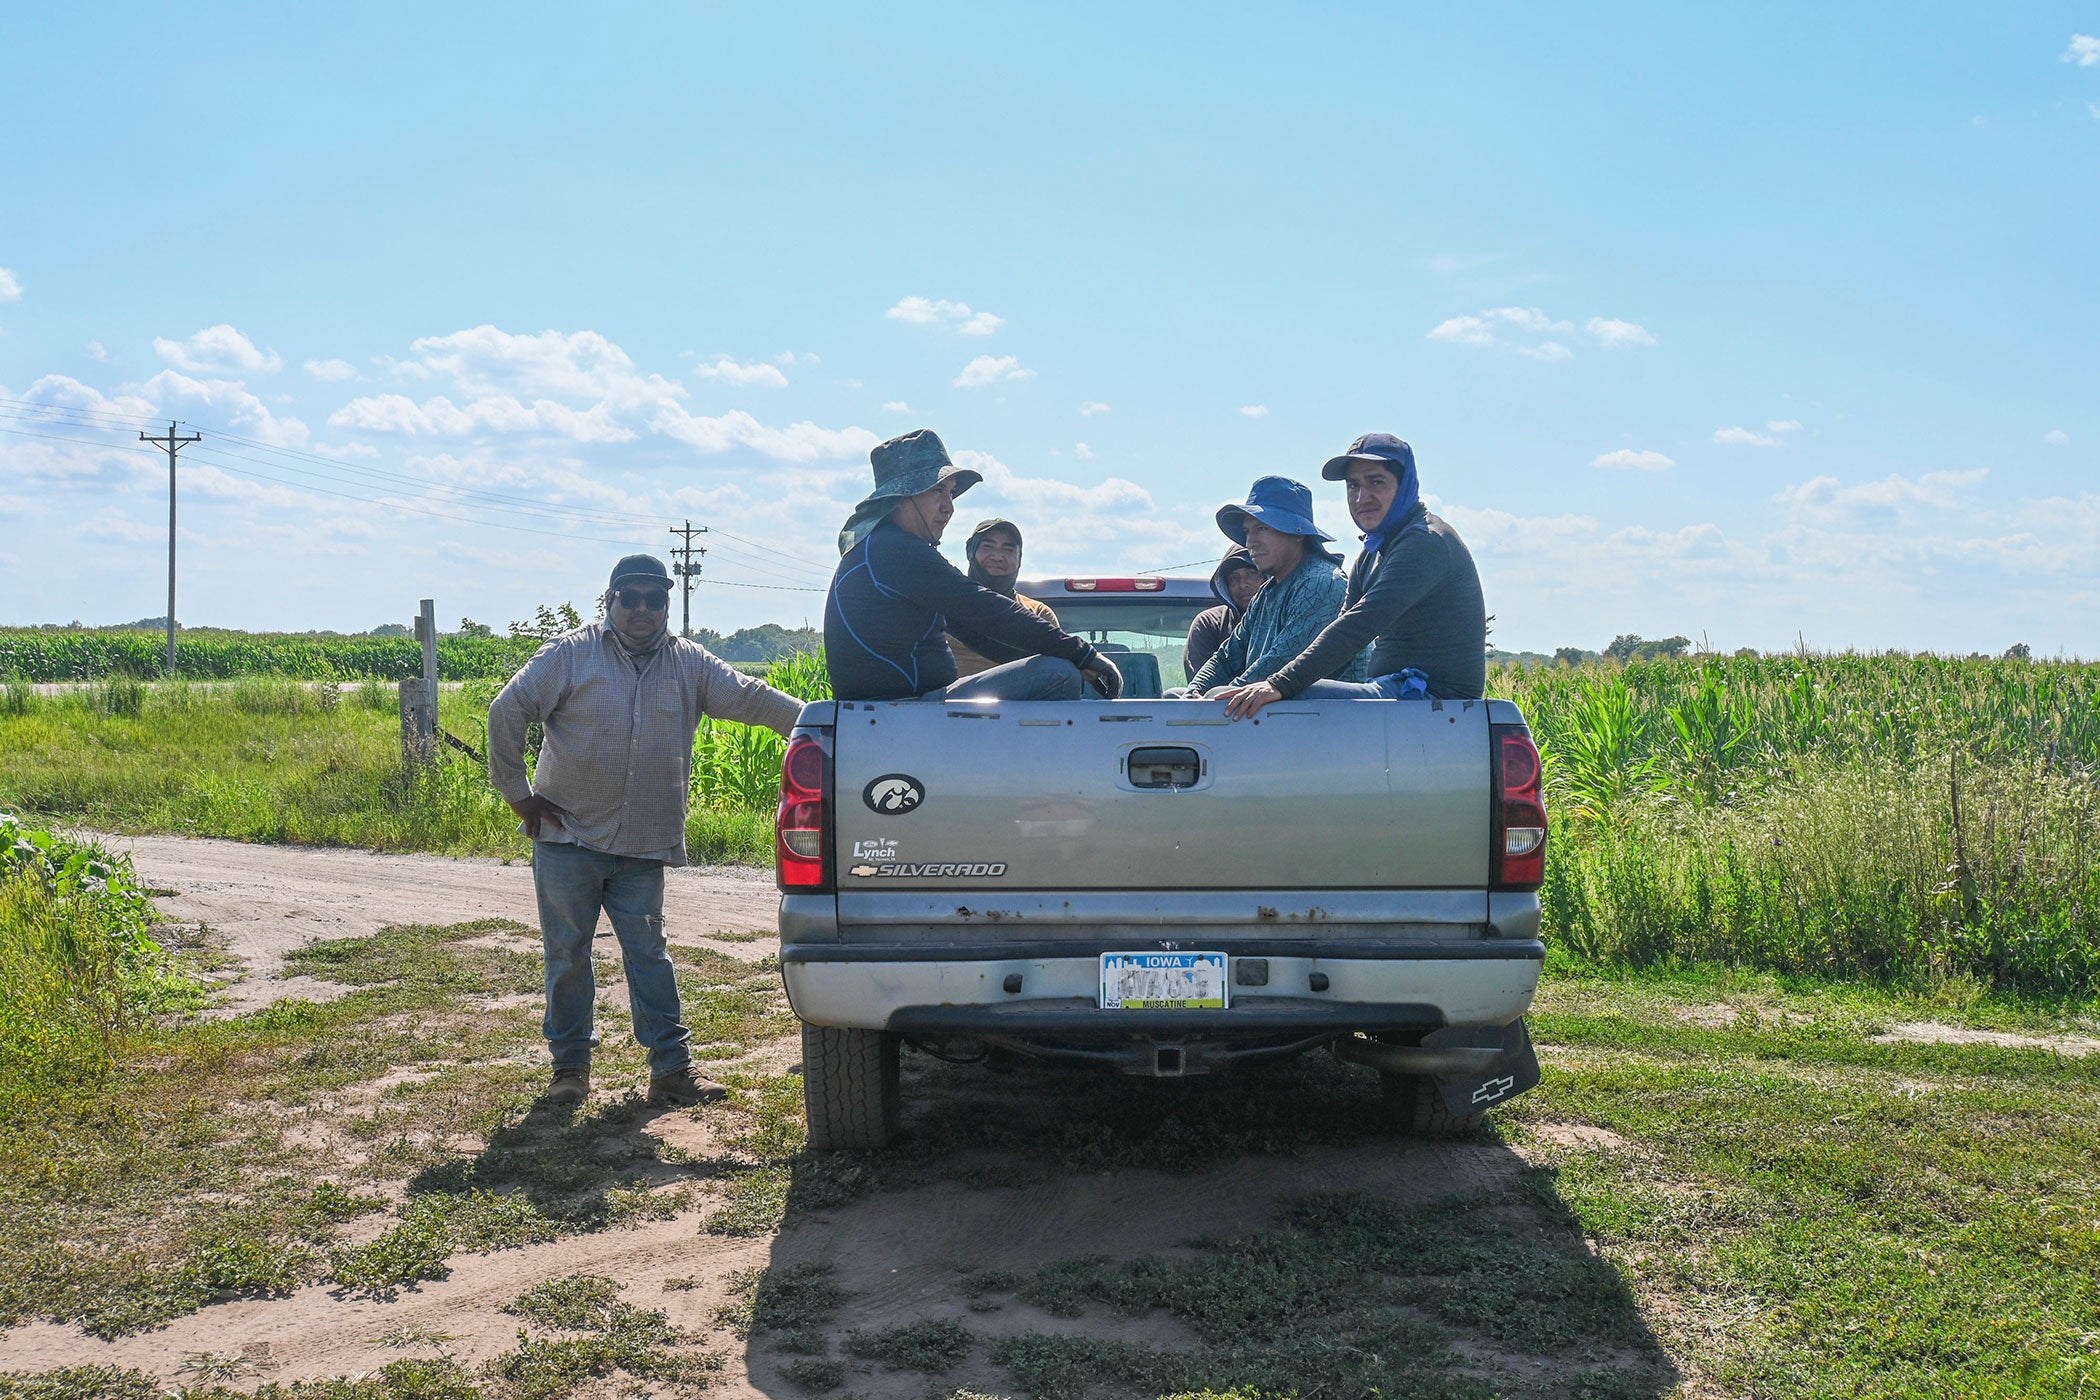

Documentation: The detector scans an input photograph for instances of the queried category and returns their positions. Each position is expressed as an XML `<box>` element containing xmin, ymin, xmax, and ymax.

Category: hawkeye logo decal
<box><xmin>847</xmin><ymin>862</ymin><xmax>1008</xmax><ymax>879</ymax></box>
<box><xmin>862</xmin><ymin>774</ymin><xmax>925</xmax><ymax>815</ymax></box>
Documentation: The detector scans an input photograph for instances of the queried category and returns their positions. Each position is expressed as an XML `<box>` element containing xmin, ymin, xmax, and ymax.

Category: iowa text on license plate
<box><xmin>1099</xmin><ymin>951</ymin><xmax>1228</xmax><ymax>1009</ymax></box>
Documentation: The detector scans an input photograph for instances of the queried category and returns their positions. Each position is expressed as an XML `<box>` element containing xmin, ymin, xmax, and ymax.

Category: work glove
<box><xmin>1080</xmin><ymin>654</ymin><xmax>1124</xmax><ymax>700</ymax></box>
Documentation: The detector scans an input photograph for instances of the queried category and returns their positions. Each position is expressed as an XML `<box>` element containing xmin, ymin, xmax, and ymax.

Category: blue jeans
<box><xmin>532</xmin><ymin>840</ymin><xmax>689</xmax><ymax>1075</ymax></box>
<box><xmin>925</xmin><ymin>655</ymin><xmax>1085</xmax><ymax>701</ymax></box>
<box><xmin>1298</xmin><ymin>670</ymin><xmax>1433</xmax><ymax>700</ymax></box>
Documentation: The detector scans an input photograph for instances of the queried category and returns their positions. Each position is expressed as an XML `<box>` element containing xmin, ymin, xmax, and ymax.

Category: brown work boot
<box><xmin>541</xmin><ymin>1065</ymin><xmax>590</xmax><ymax>1106</ymax></box>
<box><xmin>647</xmin><ymin>1064</ymin><xmax>729</xmax><ymax>1107</ymax></box>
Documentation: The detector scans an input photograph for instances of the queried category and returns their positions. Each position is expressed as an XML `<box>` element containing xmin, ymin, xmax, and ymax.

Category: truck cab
<box><xmin>1013</xmin><ymin>574</ymin><xmax>1217</xmax><ymax>697</ymax></box>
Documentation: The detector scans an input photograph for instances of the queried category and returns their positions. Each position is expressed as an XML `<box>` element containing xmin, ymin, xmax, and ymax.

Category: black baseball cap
<box><xmin>608</xmin><ymin>554</ymin><xmax>672</xmax><ymax>589</ymax></box>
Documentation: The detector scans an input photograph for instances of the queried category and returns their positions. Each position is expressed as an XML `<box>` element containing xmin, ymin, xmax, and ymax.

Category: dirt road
<box><xmin>101</xmin><ymin>833</ymin><xmax>782</xmax><ymax>1015</ymax></box>
<box><xmin>0</xmin><ymin>837</ymin><xmax>1676</xmax><ymax>1398</ymax></box>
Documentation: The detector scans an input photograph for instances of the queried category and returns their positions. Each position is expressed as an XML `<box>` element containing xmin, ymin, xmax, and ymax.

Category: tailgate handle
<box><xmin>1127</xmin><ymin>746</ymin><xmax>1202</xmax><ymax>789</ymax></box>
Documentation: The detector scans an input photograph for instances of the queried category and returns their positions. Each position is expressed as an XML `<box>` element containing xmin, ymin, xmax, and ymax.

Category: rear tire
<box><xmin>802</xmin><ymin>1024</ymin><xmax>900</xmax><ymax>1151</ymax></box>
<box><xmin>1380</xmin><ymin>1072</ymin><xmax>1487</xmax><ymax>1139</ymax></box>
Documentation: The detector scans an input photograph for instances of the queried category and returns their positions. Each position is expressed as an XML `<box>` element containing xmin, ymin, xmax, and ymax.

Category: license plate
<box><xmin>1099</xmin><ymin>951</ymin><xmax>1228</xmax><ymax>1009</ymax></box>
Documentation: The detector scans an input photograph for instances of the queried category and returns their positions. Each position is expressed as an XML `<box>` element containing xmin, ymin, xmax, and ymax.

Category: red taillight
<box><xmin>776</xmin><ymin>734</ymin><xmax>830</xmax><ymax>891</ymax></box>
<box><xmin>1491</xmin><ymin>724</ymin><xmax>1547</xmax><ymax>891</ymax></box>
<box><xmin>1063</xmin><ymin>577</ymin><xmax>1165</xmax><ymax>592</ymax></box>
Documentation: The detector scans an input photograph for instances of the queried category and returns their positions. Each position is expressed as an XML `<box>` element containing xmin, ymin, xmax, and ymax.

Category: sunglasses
<box><xmin>615</xmin><ymin>588</ymin><xmax>670</xmax><ymax>611</ymax></box>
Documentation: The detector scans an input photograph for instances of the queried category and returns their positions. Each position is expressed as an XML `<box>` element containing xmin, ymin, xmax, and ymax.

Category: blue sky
<box><xmin>2</xmin><ymin>3</ymin><xmax>2095</xmax><ymax>654</ymax></box>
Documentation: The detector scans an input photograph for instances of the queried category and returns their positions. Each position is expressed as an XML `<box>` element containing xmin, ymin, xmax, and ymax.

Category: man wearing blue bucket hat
<box><xmin>1216</xmin><ymin>434</ymin><xmax>1486</xmax><ymax>719</ymax></box>
<box><xmin>1177</xmin><ymin>475</ymin><xmax>1363</xmax><ymax>697</ymax></box>
<box><xmin>825</xmin><ymin>429</ymin><xmax>1123</xmax><ymax>702</ymax></box>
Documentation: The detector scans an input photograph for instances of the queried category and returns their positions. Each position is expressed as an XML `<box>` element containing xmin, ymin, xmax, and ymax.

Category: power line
<box><xmin>0</xmin><ymin>409</ymin><xmax>839</xmax><ymax>590</ymax></box>
<box><xmin>0</xmin><ymin>395</ymin><xmax>847</xmax><ymax>577</ymax></box>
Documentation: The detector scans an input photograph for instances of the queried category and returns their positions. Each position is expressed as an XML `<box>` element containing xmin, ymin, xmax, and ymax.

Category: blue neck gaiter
<box><xmin>1357</xmin><ymin>463</ymin><xmax>1422</xmax><ymax>558</ymax></box>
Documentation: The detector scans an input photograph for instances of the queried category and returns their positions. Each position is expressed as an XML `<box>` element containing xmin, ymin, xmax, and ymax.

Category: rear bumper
<box><xmin>779</xmin><ymin>941</ymin><xmax>1545</xmax><ymax>1036</ymax></box>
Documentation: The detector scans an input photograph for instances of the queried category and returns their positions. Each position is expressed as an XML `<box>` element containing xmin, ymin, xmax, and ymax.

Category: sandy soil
<box><xmin>0</xmin><ymin>836</ymin><xmax>1663</xmax><ymax>1396</ymax></box>
<box><xmin>1871</xmin><ymin>1020</ymin><xmax>2100</xmax><ymax>1057</ymax></box>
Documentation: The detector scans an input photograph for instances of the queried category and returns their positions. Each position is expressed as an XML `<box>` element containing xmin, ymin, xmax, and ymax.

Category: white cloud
<box><xmin>1592</xmin><ymin>449</ymin><xmax>1675</xmax><ymax>472</ymax></box>
<box><xmin>1485</xmin><ymin>306</ymin><xmax>1572</xmax><ymax>333</ymax></box>
<box><xmin>305</xmin><ymin>358</ymin><xmax>359</xmax><ymax>383</ymax></box>
<box><xmin>775</xmin><ymin>350</ymin><xmax>820</xmax><ymax>366</ymax></box>
<box><xmin>1766</xmin><ymin>419</ymin><xmax>1803</xmax><ymax>433</ymax></box>
<box><xmin>651</xmin><ymin>405</ymin><xmax>877</xmax><ymax>462</ymax></box>
<box><xmin>329</xmin><ymin>392</ymin><xmax>637</xmax><ymax>443</ymax></box>
<box><xmin>1714</xmin><ymin>426</ymin><xmax>1782</xmax><ymax>447</ymax></box>
<box><xmin>153</xmin><ymin>325</ymin><xmax>282</xmax><ymax>375</ymax></box>
<box><xmin>882</xmin><ymin>401</ymin><xmax>913</xmax><ymax>415</ymax></box>
<box><xmin>1586</xmin><ymin>317</ymin><xmax>1656</xmax><ymax>348</ymax></box>
<box><xmin>1427</xmin><ymin>316</ymin><xmax>1496</xmax><ymax>346</ymax></box>
<box><xmin>1239</xmin><ymin>405</ymin><xmax>1269</xmax><ymax>418</ymax></box>
<box><xmin>886</xmin><ymin>296</ymin><xmax>1004</xmax><ymax>336</ymax></box>
<box><xmin>136</xmin><ymin>369</ymin><xmax>310</xmax><ymax>447</ymax></box>
<box><xmin>1430</xmin><ymin>308</ymin><xmax>1599</xmax><ymax>361</ymax></box>
<box><xmin>2065</xmin><ymin>33</ymin><xmax>2099</xmax><ymax>66</ymax></box>
<box><xmin>408</xmin><ymin>326</ymin><xmax>682</xmax><ymax>409</ymax></box>
<box><xmin>1075</xmin><ymin>443</ymin><xmax>1095</xmax><ymax>460</ymax></box>
<box><xmin>953</xmin><ymin>354</ymin><xmax>1032</xmax><ymax>389</ymax></box>
<box><xmin>0</xmin><ymin>267</ymin><xmax>20</xmax><ymax>303</ymax></box>
<box><xmin>694</xmin><ymin>356</ymin><xmax>789</xmax><ymax>388</ymax></box>
<box><xmin>1080</xmin><ymin>401</ymin><xmax>1111</xmax><ymax>416</ymax></box>
<box><xmin>2044</xmin><ymin>429</ymin><xmax>2070</xmax><ymax>445</ymax></box>
<box><xmin>86</xmin><ymin>340</ymin><xmax>108</xmax><ymax>362</ymax></box>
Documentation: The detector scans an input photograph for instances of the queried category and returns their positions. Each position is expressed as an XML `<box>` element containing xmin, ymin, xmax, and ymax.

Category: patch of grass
<box><xmin>0</xmin><ymin>687</ymin><xmax>528</xmax><ymax>859</ymax></box>
<box><xmin>503</xmin><ymin>1274</ymin><xmax>678</xmax><ymax>1345</ymax></box>
<box><xmin>715</xmin><ymin>1262</ymin><xmax>845</xmax><ymax>1338</ymax></box>
<box><xmin>843</xmin><ymin>1317</ymin><xmax>972</xmax><ymax>1373</ymax></box>
<box><xmin>775</xmin><ymin>1356</ymin><xmax>845</xmax><ymax>1392</ymax></box>
<box><xmin>0</xmin><ymin>1367</ymin><xmax>165</xmax><ymax>1400</ymax></box>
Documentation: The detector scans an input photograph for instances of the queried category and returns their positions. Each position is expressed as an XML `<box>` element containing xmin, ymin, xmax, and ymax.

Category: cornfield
<box><xmin>0</xmin><ymin>629</ymin><xmax>543</xmax><ymax>683</ymax></box>
<box><xmin>1492</xmin><ymin>654</ymin><xmax>2100</xmax><ymax>999</ymax></box>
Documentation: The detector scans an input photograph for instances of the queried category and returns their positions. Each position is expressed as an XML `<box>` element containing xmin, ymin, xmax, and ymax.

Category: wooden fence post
<box><xmin>401</xmin><ymin>599</ymin><xmax>440</xmax><ymax>768</ymax></box>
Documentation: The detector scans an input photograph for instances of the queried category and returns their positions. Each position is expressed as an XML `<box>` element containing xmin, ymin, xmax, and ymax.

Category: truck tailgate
<box><xmin>829</xmin><ymin>698</ymin><xmax>1491</xmax><ymax>891</ymax></box>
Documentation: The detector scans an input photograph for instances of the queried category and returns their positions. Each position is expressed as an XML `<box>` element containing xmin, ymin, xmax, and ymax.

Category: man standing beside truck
<box><xmin>826</xmin><ymin>429</ymin><xmax>1122</xmax><ymax>702</ymax></box>
<box><xmin>1176</xmin><ymin>476</ymin><xmax>1363</xmax><ymax>697</ymax></box>
<box><xmin>1216</xmin><ymin>433</ymin><xmax>1486</xmax><ymax>719</ymax></box>
<box><xmin>489</xmin><ymin>553</ymin><xmax>805</xmax><ymax>1108</ymax></box>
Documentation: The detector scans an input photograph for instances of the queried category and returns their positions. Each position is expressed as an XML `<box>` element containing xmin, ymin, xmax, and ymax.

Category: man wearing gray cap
<box><xmin>489</xmin><ymin>553</ymin><xmax>804</xmax><ymax>1108</ymax></box>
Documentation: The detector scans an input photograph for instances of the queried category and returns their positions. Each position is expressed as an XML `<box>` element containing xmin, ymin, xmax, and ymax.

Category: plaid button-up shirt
<box><xmin>488</xmin><ymin>624</ymin><xmax>805</xmax><ymax>864</ymax></box>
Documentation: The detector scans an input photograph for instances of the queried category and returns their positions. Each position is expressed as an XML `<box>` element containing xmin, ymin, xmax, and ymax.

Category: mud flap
<box><xmin>1426</xmin><ymin>1018</ymin><xmax>1541</xmax><ymax>1117</ymax></box>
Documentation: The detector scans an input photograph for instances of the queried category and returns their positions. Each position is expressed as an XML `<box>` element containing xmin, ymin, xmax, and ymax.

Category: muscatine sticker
<box><xmin>848</xmin><ymin>862</ymin><xmax>1008</xmax><ymax>879</ymax></box>
<box><xmin>862</xmin><ymin>774</ymin><xmax>925</xmax><ymax>815</ymax></box>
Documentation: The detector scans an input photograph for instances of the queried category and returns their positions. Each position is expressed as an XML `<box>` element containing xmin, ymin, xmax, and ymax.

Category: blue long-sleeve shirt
<box><xmin>825</xmin><ymin>519</ymin><xmax>1101</xmax><ymax>700</ymax></box>
<box><xmin>1184</xmin><ymin>550</ymin><xmax>1364</xmax><ymax>695</ymax></box>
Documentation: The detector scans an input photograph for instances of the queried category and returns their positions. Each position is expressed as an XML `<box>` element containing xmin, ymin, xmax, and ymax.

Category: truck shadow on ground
<box><xmin>740</xmin><ymin>1045</ymin><xmax>1681</xmax><ymax>1400</ymax></box>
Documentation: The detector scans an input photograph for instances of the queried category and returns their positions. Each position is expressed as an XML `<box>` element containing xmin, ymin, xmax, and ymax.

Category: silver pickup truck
<box><xmin>772</xmin><ymin>577</ymin><xmax>1549</xmax><ymax>1150</ymax></box>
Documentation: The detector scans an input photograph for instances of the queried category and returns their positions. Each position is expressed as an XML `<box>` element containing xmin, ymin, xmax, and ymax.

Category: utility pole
<box><xmin>668</xmin><ymin>520</ymin><xmax>708</xmax><ymax>639</ymax></box>
<box><xmin>140</xmin><ymin>421</ymin><xmax>202</xmax><ymax>677</ymax></box>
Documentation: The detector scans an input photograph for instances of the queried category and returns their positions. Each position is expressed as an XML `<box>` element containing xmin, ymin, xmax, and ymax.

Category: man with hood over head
<box><xmin>825</xmin><ymin>429</ymin><xmax>1122</xmax><ymax>702</ymax></box>
<box><xmin>1216</xmin><ymin>433</ymin><xmax>1486</xmax><ymax>720</ymax></box>
<box><xmin>947</xmin><ymin>517</ymin><xmax>1060</xmax><ymax>679</ymax></box>
<box><xmin>1183</xmin><ymin>545</ymin><xmax>1261</xmax><ymax>680</ymax></box>
<box><xmin>1178</xmin><ymin>476</ymin><xmax>1365</xmax><ymax>697</ymax></box>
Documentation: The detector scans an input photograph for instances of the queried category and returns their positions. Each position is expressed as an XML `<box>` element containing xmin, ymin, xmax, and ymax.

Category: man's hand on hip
<box><xmin>509</xmin><ymin>793</ymin><xmax>571</xmax><ymax>839</ymax></box>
